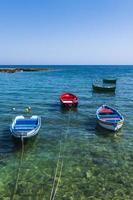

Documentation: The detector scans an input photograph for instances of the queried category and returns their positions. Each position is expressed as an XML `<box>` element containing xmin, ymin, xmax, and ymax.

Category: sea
<box><xmin>0</xmin><ymin>65</ymin><xmax>133</xmax><ymax>200</ymax></box>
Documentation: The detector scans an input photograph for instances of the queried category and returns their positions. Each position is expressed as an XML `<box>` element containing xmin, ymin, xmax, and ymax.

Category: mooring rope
<box><xmin>10</xmin><ymin>136</ymin><xmax>24</xmax><ymax>200</ymax></box>
<box><xmin>49</xmin><ymin>109</ymin><xmax>71</xmax><ymax>200</ymax></box>
<box><xmin>51</xmin><ymin>158</ymin><xmax>64</xmax><ymax>200</ymax></box>
<box><xmin>49</xmin><ymin>140</ymin><xmax>62</xmax><ymax>200</ymax></box>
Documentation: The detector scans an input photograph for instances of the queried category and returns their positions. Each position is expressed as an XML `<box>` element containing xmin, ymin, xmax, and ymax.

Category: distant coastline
<box><xmin>0</xmin><ymin>68</ymin><xmax>51</xmax><ymax>73</ymax></box>
<box><xmin>0</xmin><ymin>65</ymin><xmax>132</xmax><ymax>73</ymax></box>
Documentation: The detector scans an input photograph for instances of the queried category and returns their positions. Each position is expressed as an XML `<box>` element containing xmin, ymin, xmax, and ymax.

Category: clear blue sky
<box><xmin>0</xmin><ymin>0</ymin><xmax>133</xmax><ymax>65</ymax></box>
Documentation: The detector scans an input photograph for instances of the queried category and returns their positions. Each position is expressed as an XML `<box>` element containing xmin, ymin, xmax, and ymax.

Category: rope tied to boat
<box><xmin>49</xmin><ymin>140</ymin><xmax>62</xmax><ymax>200</ymax></box>
<box><xmin>49</xmin><ymin>109</ymin><xmax>71</xmax><ymax>200</ymax></box>
<box><xmin>10</xmin><ymin>136</ymin><xmax>24</xmax><ymax>200</ymax></box>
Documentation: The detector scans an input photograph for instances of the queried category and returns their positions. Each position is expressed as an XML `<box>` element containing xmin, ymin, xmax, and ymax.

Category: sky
<box><xmin>0</xmin><ymin>0</ymin><xmax>133</xmax><ymax>65</ymax></box>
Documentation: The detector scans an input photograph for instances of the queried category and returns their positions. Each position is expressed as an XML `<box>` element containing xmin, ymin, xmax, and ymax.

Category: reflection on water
<box><xmin>60</xmin><ymin>105</ymin><xmax>78</xmax><ymax>113</ymax></box>
<box><xmin>0</xmin><ymin>65</ymin><xmax>133</xmax><ymax>199</ymax></box>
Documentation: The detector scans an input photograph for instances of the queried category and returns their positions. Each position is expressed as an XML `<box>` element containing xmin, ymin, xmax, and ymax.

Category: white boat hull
<box><xmin>98</xmin><ymin>120</ymin><xmax>123</xmax><ymax>131</ymax></box>
<box><xmin>11</xmin><ymin>126</ymin><xmax>40</xmax><ymax>138</ymax></box>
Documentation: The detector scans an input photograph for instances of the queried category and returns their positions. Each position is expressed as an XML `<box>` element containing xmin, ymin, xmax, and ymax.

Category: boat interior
<box><xmin>14</xmin><ymin>119</ymin><xmax>38</xmax><ymax>132</ymax></box>
<box><xmin>98</xmin><ymin>107</ymin><xmax>122</xmax><ymax>122</ymax></box>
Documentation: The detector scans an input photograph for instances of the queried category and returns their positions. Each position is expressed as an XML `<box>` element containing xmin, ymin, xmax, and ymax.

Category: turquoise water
<box><xmin>0</xmin><ymin>65</ymin><xmax>133</xmax><ymax>199</ymax></box>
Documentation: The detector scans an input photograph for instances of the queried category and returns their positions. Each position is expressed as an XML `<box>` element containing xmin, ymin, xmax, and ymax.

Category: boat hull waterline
<box><xmin>92</xmin><ymin>83</ymin><xmax>116</xmax><ymax>93</ymax></box>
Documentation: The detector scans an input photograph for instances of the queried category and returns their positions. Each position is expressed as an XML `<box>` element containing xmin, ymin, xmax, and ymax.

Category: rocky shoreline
<box><xmin>0</xmin><ymin>68</ymin><xmax>50</xmax><ymax>73</ymax></box>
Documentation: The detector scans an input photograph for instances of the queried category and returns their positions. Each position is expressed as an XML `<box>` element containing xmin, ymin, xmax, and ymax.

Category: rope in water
<box><xmin>49</xmin><ymin>141</ymin><xmax>62</xmax><ymax>200</ymax></box>
<box><xmin>49</xmin><ymin>109</ymin><xmax>71</xmax><ymax>200</ymax></box>
<box><xmin>10</xmin><ymin>137</ymin><xmax>24</xmax><ymax>200</ymax></box>
<box><xmin>51</xmin><ymin>158</ymin><xmax>64</xmax><ymax>200</ymax></box>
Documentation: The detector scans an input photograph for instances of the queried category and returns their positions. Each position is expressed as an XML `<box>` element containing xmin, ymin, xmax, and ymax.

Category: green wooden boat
<box><xmin>92</xmin><ymin>83</ymin><xmax>116</xmax><ymax>93</ymax></box>
<box><xmin>103</xmin><ymin>78</ymin><xmax>117</xmax><ymax>84</ymax></box>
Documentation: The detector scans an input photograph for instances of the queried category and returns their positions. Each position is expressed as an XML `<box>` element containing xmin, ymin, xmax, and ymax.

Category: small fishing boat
<box><xmin>60</xmin><ymin>93</ymin><xmax>78</xmax><ymax>108</ymax></box>
<box><xmin>92</xmin><ymin>83</ymin><xmax>116</xmax><ymax>92</ymax></box>
<box><xmin>103</xmin><ymin>77</ymin><xmax>117</xmax><ymax>84</ymax></box>
<box><xmin>96</xmin><ymin>105</ymin><xmax>124</xmax><ymax>131</ymax></box>
<box><xmin>10</xmin><ymin>115</ymin><xmax>41</xmax><ymax>138</ymax></box>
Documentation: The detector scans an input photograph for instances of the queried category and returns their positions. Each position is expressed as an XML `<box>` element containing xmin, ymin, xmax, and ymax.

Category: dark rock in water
<box><xmin>92</xmin><ymin>158</ymin><xmax>108</xmax><ymax>165</ymax></box>
<box><xmin>0</xmin><ymin>68</ymin><xmax>50</xmax><ymax>73</ymax></box>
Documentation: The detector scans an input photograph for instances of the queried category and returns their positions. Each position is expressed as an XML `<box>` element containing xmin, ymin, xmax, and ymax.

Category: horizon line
<box><xmin>0</xmin><ymin>64</ymin><xmax>133</xmax><ymax>66</ymax></box>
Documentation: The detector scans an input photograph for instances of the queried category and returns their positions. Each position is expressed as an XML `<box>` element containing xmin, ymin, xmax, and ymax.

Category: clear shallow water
<box><xmin>0</xmin><ymin>65</ymin><xmax>133</xmax><ymax>199</ymax></box>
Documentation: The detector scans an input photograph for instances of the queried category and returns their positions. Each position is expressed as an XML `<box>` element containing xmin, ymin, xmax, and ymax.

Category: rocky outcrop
<box><xmin>0</xmin><ymin>68</ymin><xmax>49</xmax><ymax>73</ymax></box>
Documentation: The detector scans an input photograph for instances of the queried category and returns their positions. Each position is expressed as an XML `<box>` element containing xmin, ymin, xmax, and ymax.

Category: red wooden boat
<box><xmin>60</xmin><ymin>93</ymin><xmax>78</xmax><ymax>107</ymax></box>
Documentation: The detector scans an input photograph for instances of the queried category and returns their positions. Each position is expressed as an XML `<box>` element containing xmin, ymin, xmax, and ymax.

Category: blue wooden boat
<box><xmin>96</xmin><ymin>105</ymin><xmax>124</xmax><ymax>131</ymax></box>
<box><xmin>10</xmin><ymin>115</ymin><xmax>41</xmax><ymax>138</ymax></box>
